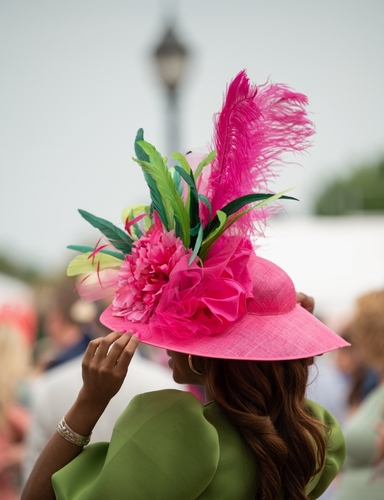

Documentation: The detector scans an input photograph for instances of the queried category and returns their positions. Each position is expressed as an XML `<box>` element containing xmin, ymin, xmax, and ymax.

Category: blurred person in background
<box><xmin>335</xmin><ymin>323</ymin><xmax>379</xmax><ymax>417</ymax></box>
<box><xmin>307</xmin><ymin>349</ymin><xmax>350</xmax><ymax>428</ymax></box>
<box><xmin>336</xmin><ymin>289</ymin><xmax>384</xmax><ymax>500</ymax></box>
<box><xmin>34</xmin><ymin>278</ymin><xmax>98</xmax><ymax>372</ymax></box>
<box><xmin>0</xmin><ymin>302</ymin><xmax>36</xmax><ymax>500</ymax></box>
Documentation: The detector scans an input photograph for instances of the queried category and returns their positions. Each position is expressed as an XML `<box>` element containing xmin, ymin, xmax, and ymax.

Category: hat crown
<box><xmin>247</xmin><ymin>256</ymin><xmax>296</xmax><ymax>316</ymax></box>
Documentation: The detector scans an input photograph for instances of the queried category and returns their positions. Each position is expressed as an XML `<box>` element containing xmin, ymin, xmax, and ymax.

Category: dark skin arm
<box><xmin>21</xmin><ymin>332</ymin><xmax>140</xmax><ymax>500</ymax></box>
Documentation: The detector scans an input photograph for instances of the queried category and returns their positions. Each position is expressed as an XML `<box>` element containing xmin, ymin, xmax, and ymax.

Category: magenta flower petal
<box><xmin>112</xmin><ymin>229</ymin><xmax>191</xmax><ymax>322</ymax></box>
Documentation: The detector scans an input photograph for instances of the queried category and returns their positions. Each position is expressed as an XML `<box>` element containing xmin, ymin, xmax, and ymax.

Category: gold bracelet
<box><xmin>57</xmin><ymin>417</ymin><xmax>92</xmax><ymax>447</ymax></box>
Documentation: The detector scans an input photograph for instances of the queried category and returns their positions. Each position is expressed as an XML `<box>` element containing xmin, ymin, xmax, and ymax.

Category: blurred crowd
<box><xmin>1</xmin><ymin>271</ymin><xmax>384</xmax><ymax>499</ymax></box>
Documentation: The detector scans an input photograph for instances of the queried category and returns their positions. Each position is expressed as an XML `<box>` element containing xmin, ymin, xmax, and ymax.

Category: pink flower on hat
<box><xmin>112</xmin><ymin>229</ymin><xmax>191</xmax><ymax>322</ymax></box>
<box><xmin>154</xmin><ymin>242</ymin><xmax>253</xmax><ymax>338</ymax></box>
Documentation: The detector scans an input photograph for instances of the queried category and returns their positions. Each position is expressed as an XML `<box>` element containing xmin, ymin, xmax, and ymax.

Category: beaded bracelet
<box><xmin>57</xmin><ymin>417</ymin><xmax>92</xmax><ymax>447</ymax></box>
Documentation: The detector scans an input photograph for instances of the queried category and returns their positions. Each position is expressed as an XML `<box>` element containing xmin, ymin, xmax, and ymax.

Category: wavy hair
<box><xmin>202</xmin><ymin>356</ymin><xmax>327</xmax><ymax>500</ymax></box>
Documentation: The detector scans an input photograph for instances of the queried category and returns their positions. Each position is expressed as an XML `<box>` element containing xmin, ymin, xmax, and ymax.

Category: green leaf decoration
<box><xmin>219</xmin><ymin>206</ymin><xmax>255</xmax><ymax>234</ymax></box>
<box><xmin>199</xmin><ymin>188</ymin><xmax>298</xmax><ymax>258</ymax></box>
<box><xmin>189</xmin><ymin>223</ymin><xmax>204</xmax><ymax>265</ymax></box>
<box><xmin>78</xmin><ymin>209</ymin><xmax>133</xmax><ymax>254</ymax></box>
<box><xmin>173</xmin><ymin>167</ymin><xmax>183</xmax><ymax>197</ymax></box>
<box><xmin>134</xmin><ymin>144</ymin><xmax>174</xmax><ymax>231</ymax></box>
<box><xmin>134</xmin><ymin>130</ymin><xmax>168</xmax><ymax>230</ymax></box>
<box><xmin>211</xmin><ymin>204</ymin><xmax>267</xmax><ymax>247</ymax></box>
<box><xmin>171</xmin><ymin>152</ymin><xmax>191</xmax><ymax>174</ymax></box>
<box><xmin>174</xmin><ymin>163</ymin><xmax>201</xmax><ymax>247</ymax></box>
<box><xmin>132</xmin><ymin>223</ymin><xmax>142</xmax><ymax>239</ymax></box>
<box><xmin>203</xmin><ymin>192</ymin><xmax>298</xmax><ymax>239</ymax></box>
<box><xmin>67</xmin><ymin>245</ymin><xmax>125</xmax><ymax>261</ymax></box>
<box><xmin>67</xmin><ymin>252</ymin><xmax>122</xmax><ymax>277</ymax></box>
<box><xmin>126</xmin><ymin>207</ymin><xmax>143</xmax><ymax>240</ymax></box>
<box><xmin>198</xmin><ymin>194</ymin><xmax>212</xmax><ymax>220</ymax></box>
<box><xmin>249</xmin><ymin>187</ymin><xmax>298</xmax><ymax>209</ymax></box>
<box><xmin>135</xmin><ymin>160</ymin><xmax>170</xmax><ymax>230</ymax></box>
<box><xmin>134</xmin><ymin>129</ymin><xmax>150</xmax><ymax>162</ymax></box>
<box><xmin>199</xmin><ymin>210</ymin><xmax>227</xmax><ymax>261</ymax></box>
<box><xmin>194</xmin><ymin>150</ymin><xmax>217</xmax><ymax>180</ymax></box>
<box><xmin>175</xmin><ymin>219</ymin><xmax>182</xmax><ymax>239</ymax></box>
<box><xmin>171</xmin><ymin>152</ymin><xmax>192</xmax><ymax>213</ymax></box>
<box><xmin>135</xmin><ymin>141</ymin><xmax>190</xmax><ymax>247</ymax></box>
<box><xmin>121</xmin><ymin>204</ymin><xmax>151</xmax><ymax>231</ymax></box>
<box><xmin>189</xmin><ymin>224</ymin><xmax>200</xmax><ymax>236</ymax></box>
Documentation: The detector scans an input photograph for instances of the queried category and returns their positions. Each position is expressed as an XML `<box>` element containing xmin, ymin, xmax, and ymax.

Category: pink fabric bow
<box><xmin>153</xmin><ymin>240</ymin><xmax>253</xmax><ymax>338</ymax></box>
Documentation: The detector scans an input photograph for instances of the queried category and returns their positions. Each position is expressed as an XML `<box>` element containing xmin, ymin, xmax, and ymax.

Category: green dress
<box><xmin>52</xmin><ymin>389</ymin><xmax>345</xmax><ymax>499</ymax></box>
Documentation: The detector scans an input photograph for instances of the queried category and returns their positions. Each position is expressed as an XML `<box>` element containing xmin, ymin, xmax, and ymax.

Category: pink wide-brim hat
<box><xmin>100</xmin><ymin>253</ymin><xmax>349</xmax><ymax>361</ymax></box>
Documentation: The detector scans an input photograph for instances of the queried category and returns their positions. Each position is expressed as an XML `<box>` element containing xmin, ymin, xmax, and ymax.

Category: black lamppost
<box><xmin>153</xmin><ymin>24</ymin><xmax>189</xmax><ymax>159</ymax></box>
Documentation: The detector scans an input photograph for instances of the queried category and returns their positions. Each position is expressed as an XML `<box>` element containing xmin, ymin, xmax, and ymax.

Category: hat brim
<box><xmin>100</xmin><ymin>303</ymin><xmax>349</xmax><ymax>361</ymax></box>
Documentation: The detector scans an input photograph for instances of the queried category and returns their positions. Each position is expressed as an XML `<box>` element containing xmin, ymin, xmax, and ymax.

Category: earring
<box><xmin>188</xmin><ymin>354</ymin><xmax>203</xmax><ymax>375</ymax></box>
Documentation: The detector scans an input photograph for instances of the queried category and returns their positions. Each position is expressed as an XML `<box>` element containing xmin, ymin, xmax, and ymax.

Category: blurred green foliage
<box><xmin>0</xmin><ymin>253</ymin><xmax>44</xmax><ymax>284</ymax></box>
<box><xmin>314</xmin><ymin>157</ymin><xmax>384</xmax><ymax>215</ymax></box>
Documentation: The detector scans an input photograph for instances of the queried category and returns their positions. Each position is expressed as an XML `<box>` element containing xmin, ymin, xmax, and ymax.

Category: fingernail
<box><xmin>134</xmin><ymin>332</ymin><xmax>142</xmax><ymax>340</ymax></box>
<box><xmin>121</xmin><ymin>329</ymin><xmax>127</xmax><ymax>333</ymax></box>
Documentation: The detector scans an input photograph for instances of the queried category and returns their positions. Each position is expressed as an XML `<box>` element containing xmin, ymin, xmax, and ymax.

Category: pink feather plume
<box><xmin>202</xmin><ymin>70</ymin><xmax>314</xmax><ymax>238</ymax></box>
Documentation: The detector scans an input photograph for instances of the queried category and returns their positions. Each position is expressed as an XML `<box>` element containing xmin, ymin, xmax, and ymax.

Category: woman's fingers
<box><xmin>114</xmin><ymin>334</ymin><xmax>141</xmax><ymax>373</ymax></box>
<box><xmin>296</xmin><ymin>292</ymin><xmax>315</xmax><ymax>314</ymax></box>
<box><xmin>80</xmin><ymin>332</ymin><xmax>141</xmax><ymax>404</ymax></box>
<box><xmin>83</xmin><ymin>331</ymin><xmax>141</xmax><ymax>375</ymax></box>
<box><xmin>82</xmin><ymin>331</ymin><xmax>122</xmax><ymax>366</ymax></box>
<box><xmin>101</xmin><ymin>334</ymin><xmax>140</xmax><ymax>369</ymax></box>
<box><xmin>91</xmin><ymin>331</ymin><xmax>125</xmax><ymax>360</ymax></box>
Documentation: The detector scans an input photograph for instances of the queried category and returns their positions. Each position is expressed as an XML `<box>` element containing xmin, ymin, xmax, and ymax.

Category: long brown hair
<box><xmin>203</xmin><ymin>357</ymin><xmax>327</xmax><ymax>500</ymax></box>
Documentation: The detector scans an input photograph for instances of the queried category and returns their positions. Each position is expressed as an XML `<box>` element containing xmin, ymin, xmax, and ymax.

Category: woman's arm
<box><xmin>21</xmin><ymin>331</ymin><xmax>140</xmax><ymax>500</ymax></box>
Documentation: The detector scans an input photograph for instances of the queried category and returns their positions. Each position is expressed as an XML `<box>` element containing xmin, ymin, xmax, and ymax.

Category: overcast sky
<box><xmin>1</xmin><ymin>0</ymin><xmax>384</xmax><ymax>275</ymax></box>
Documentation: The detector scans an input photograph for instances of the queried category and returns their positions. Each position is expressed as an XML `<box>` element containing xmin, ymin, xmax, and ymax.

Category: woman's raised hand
<box><xmin>80</xmin><ymin>331</ymin><xmax>141</xmax><ymax>408</ymax></box>
<box><xmin>21</xmin><ymin>331</ymin><xmax>141</xmax><ymax>500</ymax></box>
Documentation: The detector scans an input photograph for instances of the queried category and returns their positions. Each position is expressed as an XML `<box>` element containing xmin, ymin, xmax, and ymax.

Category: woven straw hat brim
<box><xmin>100</xmin><ymin>300</ymin><xmax>349</xmax><ymax>361</ymax></box>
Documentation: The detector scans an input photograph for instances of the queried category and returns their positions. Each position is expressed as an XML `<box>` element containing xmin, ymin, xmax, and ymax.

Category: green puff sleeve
<box><xmin>52</xmin><ymin>390</ymin><xmax>220</xmax><ymax>500</ymax></box>
<box><xmin>305</xmin><ymin>399</ymin><xmax>347</xmax><ymax>500</ymax></box>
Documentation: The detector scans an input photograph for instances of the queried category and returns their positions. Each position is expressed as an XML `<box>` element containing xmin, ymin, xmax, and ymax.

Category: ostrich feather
<box><xmin>204</xmin><ymin>70</ymin><xmax>314</xmax><ymax>238</ymax></box>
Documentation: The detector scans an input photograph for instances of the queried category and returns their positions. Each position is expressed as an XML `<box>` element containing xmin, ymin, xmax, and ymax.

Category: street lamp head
<box><xmin>153</xmin><ymin>25</ymin><xmax>189</xmax><ymax>91</ymax></box>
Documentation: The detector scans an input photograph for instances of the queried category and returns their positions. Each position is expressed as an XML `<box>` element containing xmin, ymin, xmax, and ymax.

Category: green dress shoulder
<box><xmin>52</xmin><ymin>389</ymin><xmax>345</xmax><ymax>499</ymax></box>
